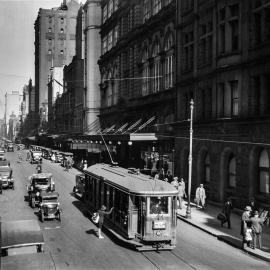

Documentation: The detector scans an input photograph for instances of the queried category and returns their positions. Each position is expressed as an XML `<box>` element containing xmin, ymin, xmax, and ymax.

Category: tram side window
<box><xmin>109</xmin><ymin>186</ymin><xmax>113</xmax><ymax>209</ymax></box>
<box><xmin>150</xmin><ymin>197</ymin><xmax>169</xmax><ymax>215</ymax></box>
<box><xmin>104</xmin><ymin>184</ymin><xmax>108</xmax><ymax>207</ymax></box>
<box><xmin>115</xmin><ymin>189</ymin><xmax>121</xmax><ymax>223</ymax></box>
<box><xmin>89</xmin><ymin>177</ymin><xmax>94</xmax><ymax>202</ymax></box>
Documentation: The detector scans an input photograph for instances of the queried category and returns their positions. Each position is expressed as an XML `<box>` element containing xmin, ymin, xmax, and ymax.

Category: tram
<box><xmin>84</xmin><ymin>163</ymin><xmax>178</xmax><ymax>251</ymax></box>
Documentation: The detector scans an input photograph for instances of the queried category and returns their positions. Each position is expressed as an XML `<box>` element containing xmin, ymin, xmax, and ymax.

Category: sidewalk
<box><xmin>177</xmin><ymin>200</ymin><xmax>270</xmax><ymax>262</ymax></box>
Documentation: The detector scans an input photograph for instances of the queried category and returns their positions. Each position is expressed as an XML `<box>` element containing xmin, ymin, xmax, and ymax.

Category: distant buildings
<box><xmin>34</xmin><ymin>0</ymin><xmax>80</xmax><ymax>121</ymax></box>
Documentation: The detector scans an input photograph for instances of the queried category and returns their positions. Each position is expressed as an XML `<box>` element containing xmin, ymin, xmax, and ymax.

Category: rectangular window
<box><xmin>183</xmin><ymin>31</ymin><xmax>194</xmax><ymax>72</ymax></box>
<box><xmin>165</xmin><ymin>55</ymin><xmax>173</xmax><ymax>89</ymax></box>
<box><xmin>260</xmin><ymin>170</ymin><xmax>269</xmax><ymax>194</ymax></box>
<box><xmin>108</xmin><ymin>0</ymin><xmax>113</xmax><ymax>18</ymax></box>
<box><xmin>108</xmin><ymin>31</ymin><xmax>113</xmax><ymax>50</ymax></box>
<box><xmin>231</xmin><ymin>80</ymin><xmax>239</xmax><ymax>116</ymax></box>
<box><xmin>217</xmin><ymin>83</ymin><xmax>225</xmax><ymax>118</ymax></box>
<box><xmin>102</xmin><ymin>4</ymin><xmax>108</xmax><ymax>23</ymax></box>
<box><xmin>114</xmin><ymin>25</ymin><xmax>119</xmax><ymax>45</ymax></box>
<box><xmin>230</xmin><ymin>20</ymin><xmax>239</xmax><ymax>51</ymax></box>
<box><xmin>153</xmin><ymin>0</ymin><xmax>162</xmax><ymax>15</ymax></box>
<box><xmin>102</xmin><ymin>36</ymin><xmax>108</xmax><ymax>54</ymax></box>
<box><xmin>143</xmin><ymin>0</ymin><xmax>151</xmax><ymax>22</ymax></box>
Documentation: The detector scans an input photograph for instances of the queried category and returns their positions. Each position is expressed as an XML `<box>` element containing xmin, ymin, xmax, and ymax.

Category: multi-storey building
<box><xmin>96</xmin><ymin>0</ymin><xmax>176</xmax><ymax>169</ymax></box>
<box><xmin>34</xmin><ymin>0</ymin><xmax>80</xmax><ymax>119</ymax></box>
<box><xmin>175</xmin><ymin>0</ymin><xmax>270</xmax><ymax>208</ymax></box>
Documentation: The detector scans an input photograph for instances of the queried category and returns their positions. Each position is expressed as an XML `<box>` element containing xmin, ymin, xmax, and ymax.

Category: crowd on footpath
<box><xmin>153</xmin><ymin>167</ymin><xmax>269</xmax><ymax>252</ymax></box>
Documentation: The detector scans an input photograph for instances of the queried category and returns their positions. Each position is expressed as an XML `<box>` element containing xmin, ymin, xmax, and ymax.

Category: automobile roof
<box><xmin>31</xmin><ymin>173</ymin><xmax>52</xmax><ymax>178</ymax></box>
<box><xmin>85</xmin><ymin>163</ymin><xmax>178</xmax><ymax>196</ymax></box>
<box><xmin>1</xmin><ymin>253</ymin><xmax>55</xmax><ymax>270</ymax></box>
<box><xmin>0</xmin><ymin>220</ymin><xmax>44</xmax><ymax>249</ymax></box>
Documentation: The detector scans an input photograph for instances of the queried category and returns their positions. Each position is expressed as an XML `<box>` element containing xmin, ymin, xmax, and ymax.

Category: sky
<box><xmin>0</xmin><ymin>0</ymin><xmax>86</xmax><ymax>118</ymax></box>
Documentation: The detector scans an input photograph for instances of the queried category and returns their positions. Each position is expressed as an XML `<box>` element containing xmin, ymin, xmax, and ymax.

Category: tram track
<box><xmin>140</xmin><ymin>249</ymin><xmax>198</xmax><ymax>270</ymax></box>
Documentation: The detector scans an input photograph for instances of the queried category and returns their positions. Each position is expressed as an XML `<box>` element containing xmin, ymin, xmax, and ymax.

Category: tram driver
<box><xmin>151</xmin><ymin>197</ymin><xmax>164</xmax><ymax>215</ymax></box>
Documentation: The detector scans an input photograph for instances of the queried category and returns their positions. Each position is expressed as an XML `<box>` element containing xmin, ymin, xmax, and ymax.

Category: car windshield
<box><xmin>33</xmin><ymin>178</ymin><xmax>49</xmax><ymax>185</ymax></box>
<box><xmin>43</xmin><ymin>197</ymin><xmax>58</xmax><ymax>202</ymax></box>
<box><xmin>0</xmin><ymin>171</ymin><xmax>10</xmax><ymax>177</ymax></box>
<box><xmin>33</xmin><ymin>152</ymin><xmax>42</xmax><ymax>156</ymax></box>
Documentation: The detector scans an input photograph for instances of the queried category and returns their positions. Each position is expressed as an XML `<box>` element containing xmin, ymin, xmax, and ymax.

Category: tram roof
<box><xmin>85</xmin><ymin>163</ymin><xmax>178</xmax><ymax>196</ymax></box>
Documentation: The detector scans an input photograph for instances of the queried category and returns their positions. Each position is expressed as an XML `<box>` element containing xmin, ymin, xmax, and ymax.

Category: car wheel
<box><xmin>58</xmin><ymin>212</ymin><xmax>61</xmax><ymax>222</ymax></box>
<box><xmin>73</xmin><ymin>186</ymin><xmax>76</xmax><ymax>193</ymax></box>
<box><xmin>40</xmin><ymin>211</ymin><xmax>44</xmax><ymax>222</ymax></box>
<box><xmin>12</xmin><ymin>184</ymin><xmax>14</xmax><ymax>190</ymax></box>
<box><xmin>31</xmin><ymin>197</ymin><xmax>35</xmax><ymax>208</ymax></box>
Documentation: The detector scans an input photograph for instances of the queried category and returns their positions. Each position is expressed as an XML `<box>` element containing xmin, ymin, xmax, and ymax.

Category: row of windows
<box><xmin>200</xmin><ymin>149</ymin><xmax>269</xmax><ymax>194</ymax></box>
<box><xmin>102</xmin><ymin>25</ymin><xmax>119</xmax><ymax>54</ymax></box>
<box><xmin>48</xmin><ymin>27</ymin><xmax>65</xmax><ymax>34</ymax></box>
<box><xmin>143</xmin><ymin>0</ymin><xmax>173</xmax><ymax>22</ymax></box>
<box><xmin>102</xmin><ymin>0</ymin><xmax>119</xmax><ymax>24</ymax></box>
<box><xmin>47</xmin><ymin>16</ymin><xmax>65</xmax><ymax>24</ymax></box>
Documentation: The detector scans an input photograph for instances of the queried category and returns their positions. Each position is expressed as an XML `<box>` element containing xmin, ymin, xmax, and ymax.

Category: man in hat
<box><xmin>195</xmin><ymin>184</ymin><xmax>206</xmax><ymax>209</ymax></box>
<box><xmin>221</xmin><ymin>198</ymin><xmax>233</xmax><ymax>229</ymax></box>
<box><xmin>97</xmin><ymin>205</ymin><xmax>114</xmax><ymax>239</ymax></box>
<box><xmin>250</xmin><ymin>210</ymin><xmax>264</xmax><ymax>249</ymax></box>
<box><xmin>177</xmin><ymin>178</ymin><xmax>186</xmax><ymax>210</ymax></box>
<box><xmin>241</xmin><ymin>205</ymin><xmax>252</xmax><ymax>249</ymax></box>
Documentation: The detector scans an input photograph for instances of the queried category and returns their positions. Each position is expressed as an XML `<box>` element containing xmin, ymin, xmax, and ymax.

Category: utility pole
<box><xmin>186</xmin><ymin>99</ymin><xmax>194</xmax><ymax>219</ymax></box>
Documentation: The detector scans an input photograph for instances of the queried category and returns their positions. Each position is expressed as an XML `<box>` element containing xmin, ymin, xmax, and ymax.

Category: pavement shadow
<box><xmin>86</xmin><ymin>228</ymin><xmax>98</xmax><ymax>237</ymax></box>
<box><xmin>217</xmin><ymin>235</ymin><xmax>242</xmax><ymax>249</ymax></box>
<box><xmin>72</xmin><ymin>200</ymin><xmax>91</xmax><ymax>220</ymax></box>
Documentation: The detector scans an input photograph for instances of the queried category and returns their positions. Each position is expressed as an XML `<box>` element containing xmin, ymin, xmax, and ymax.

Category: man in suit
<box><xmin>250</xmin><ymin>210</ymin><xmax>264</xmax><ymax>249</ymax></box>
<box><xmin>195</xmin><ymin>184</ymin><xmax>206</xmax><ymax>209</ymax></box>
<box><xmin>221</xmin><ymin>198</ymin><xmax>233</xmax><ymax>229</ymax></box>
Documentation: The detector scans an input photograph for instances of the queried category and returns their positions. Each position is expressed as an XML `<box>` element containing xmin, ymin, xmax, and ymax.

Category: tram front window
<box><xmin>150</xmin><ymin>197</ymin><xmax>168</xmax><ymax>214</ymax></box>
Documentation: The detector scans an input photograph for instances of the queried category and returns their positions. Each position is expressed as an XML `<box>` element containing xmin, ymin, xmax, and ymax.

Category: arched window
<box><xmin>164</xmin><ymin>32</ymin><xmax>174</xmax><ymax>89</ymax></box>
<box><xmin>259</xmin><ymin>149</ymin><xmax>269</xmax><ymax>194</ymax></box>
<box><xmin>142</xmin><ymin>48</ymin><xmax>149</xmax><ymax>96</ymax></box>
<box><xmin>204</xmin><ymin>153</ymin><xmax>210</xmax><ymax>183</ymax></box>
<box><xmin>152</xmin><ymin>42</ymin><xmax>160</xmax><ymax>93</ymax></box>
<box><xmin>228</xmin><ymin>154</ymin><xmax>236</xmax><ymax>187</ymax></box>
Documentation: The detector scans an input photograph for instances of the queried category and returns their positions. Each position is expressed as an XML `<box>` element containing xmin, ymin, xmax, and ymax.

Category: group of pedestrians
<box><xmin>241</xmin><ymin>201</ymin><xmax>265</xmax><ymax>250</ymax></box>
<box><xmin>218</xmin><ymin>197</ymin><xmax>266</xmax><ymax>250</ymax></box>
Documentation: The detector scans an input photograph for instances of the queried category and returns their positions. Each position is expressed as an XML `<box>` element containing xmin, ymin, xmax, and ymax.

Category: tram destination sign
<box><xmin>152</xmin><ymin>220</ymin><xmax>166</xmax><ymax>230</ymax></box>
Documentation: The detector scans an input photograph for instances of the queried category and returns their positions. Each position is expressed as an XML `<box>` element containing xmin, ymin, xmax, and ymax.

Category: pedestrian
<box><xmin>195</xmin><ymin>184</ymin><xmax>206</xmax><ymax>209</ymax></box>
<box><xmin>248</xmin><ymin>197</ymin><xmax>257</xmax><ymax>217</ymax></box>
<box><xmin>250</xmin><ymin>210</ymin><xmax>264</xmax><ymax>249</ymax></box>
<box><xmin>83</xmin><ymin>160</ymin><xmax>88</xmax><ymax>170</ymax></box>
<box><xmin>97</xmin><ymin>205</ymin><xmax>114</xmax><ymax>239</ymax></box>
<box><xmin>171</xmin><ymin>176</ymin><xmax>179</xmax><ymax>190</ymax></box>
<box><xmin>221</xmin><ymin>198</ymin><xmax>233</xmax><ymax>229</ymax></box>
<box><xmin>177</xmin><ymin>178</ymin><xmax>186</xmax><ymax>209</ymax></box>
<box><xmin>166</xmin><ymin>170</ymin><xmax>173</xmax><ymax>183</ymax></box>
<box><xmin>241</xmin><ymin>205</ymin><xmax>252</xmax><ymax>249</ymax></box>
<box><xmin>36</xmin><ymin>162</ymin><xmax>42</xmax><ymax>174</ymax></box>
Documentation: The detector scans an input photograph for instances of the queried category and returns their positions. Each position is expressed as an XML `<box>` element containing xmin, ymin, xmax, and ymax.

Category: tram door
<box><xmin>137</xmin><ymin>197</ymin><xmax>146</xmax><ymax>236</ymax></box>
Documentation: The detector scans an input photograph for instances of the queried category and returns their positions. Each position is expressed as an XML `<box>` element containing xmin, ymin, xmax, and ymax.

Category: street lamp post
<box><xmin>186</xmin><ymin>99</ymin><xmax>194</xmax><ymax>219</ymax></box>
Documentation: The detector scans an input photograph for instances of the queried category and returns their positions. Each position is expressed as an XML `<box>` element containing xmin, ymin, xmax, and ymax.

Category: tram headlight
<box><xmin>156</xmin><ymin>231</ymin><xmax>161</xmax><ymax>236</ymax></box>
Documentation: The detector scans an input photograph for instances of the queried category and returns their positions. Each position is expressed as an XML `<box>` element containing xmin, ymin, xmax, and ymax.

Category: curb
<box><xmin>177</xmin><ymin>214</ymin><xmax>270</xmax><ymax>263</ymax></box>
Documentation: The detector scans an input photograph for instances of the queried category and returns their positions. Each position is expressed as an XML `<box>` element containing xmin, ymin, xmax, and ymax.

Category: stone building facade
<box><xmin>97</xmin><ymin>0</ymin><xmax>176</xmax><ymax>169</ymax></box>
<box><xmin>175</xmin><ymin>0</ymin><xmax>270</xmax><ymax>207</ymax></box>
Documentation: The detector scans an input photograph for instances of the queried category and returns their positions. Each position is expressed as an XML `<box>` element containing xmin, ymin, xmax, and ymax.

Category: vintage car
<box><xmin>27</xmin><ymin>173</ymin><xmax>55</xmax><ymax>208</ymax></box>
<box><xmin>0</xmin><ymin>220</ymin><xmax>55</xmax><ymax>270</ymax></box>
<box><xmin>0</xmin><ymin>166</ymin><xmax>14</xmax><ymax>192</ymax></box>
<box><xmin>30</xmin><ymin>150</ymin><xmax>43</xmax><ymax>164</ymax></box>
<box><xmin>38</xmin><ymin>191</ymin><xmax>61</xmax><ymax>222</ymax></box>
<box><xmin>7</xmin><ymin>143</ymin><xmax>14</xmax><ymax>152</ymax></box>
<box><xmin>73</xmin><ymin>174</ymin><xmax>85</xmax><ymax>199</ymax></box>
<box><xmin>0</xmin><ymin>148</ymin><xmax>5</xmax><ymax>160</ymax></box>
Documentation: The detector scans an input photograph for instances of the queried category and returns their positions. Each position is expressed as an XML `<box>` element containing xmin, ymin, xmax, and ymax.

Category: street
<box><xmin>1</xmin><ymin>150</ymin><xmax>269</xmax><ymax>270</ymax></box>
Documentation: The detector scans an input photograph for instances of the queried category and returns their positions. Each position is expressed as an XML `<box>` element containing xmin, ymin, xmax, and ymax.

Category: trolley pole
<box><xmin>186</xmin><ymin>99</ymin><xmax>194</xmax><ymax>219</ymax></box>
